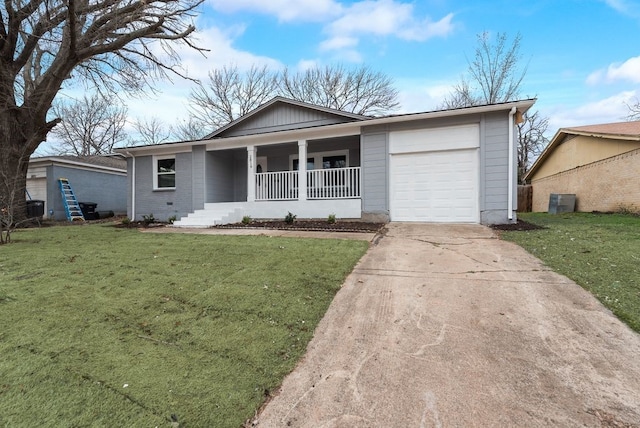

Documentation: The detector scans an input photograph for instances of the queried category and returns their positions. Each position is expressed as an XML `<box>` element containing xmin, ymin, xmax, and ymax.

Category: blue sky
<box><xmin>61</xmin><ymin>0</ymin><xmax>640</xmax><ymax>147</ymax></box>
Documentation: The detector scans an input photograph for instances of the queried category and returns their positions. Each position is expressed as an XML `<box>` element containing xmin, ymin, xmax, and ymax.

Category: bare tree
<box><xmin>189</xmin><ymin>65</ymin><xmax>279</xmax><ymax>130</ymax></box>
<box><xmin>517</xmin><ymin>111</ymin><xmax>549</xmax><ymax>183</ymax></box>
<box><xmin>187</xmin><ymin>64</ymin><xmax>400</xmax><ymax>131</ymax></box>
<box><xmin>627</xmin><ymin>98</ymin><xmax>640</xmax><ymax>120</ymax></box>
<box><xmin>441</xmin><ymin>32</ymin><xmax>548</xmax><ymax>179</ymax></box>
<box><xmin>441</xmin><ymin>32</ymin><xmax>526</xmax><ymax>108</ymax></box>
<box><xmin>0</xmin><ymin>0</ymin><xmax>203</xmax><ymax>226</ymax></box>
<box><xmin>280</xmin><ymin>65</ymin><xmax>399</xmax><ymax>116</ymax></box>
<box><xmin>131</xmin><ymin>116</ymin><xmax>174</xmax><ymax>146</ymax></box>
<box><xmin>174</xmin><ymin>117</ymin><xmax>206</xmax><ymax>141</ymax></box>
<box><xmin>51</xmin><ymin>94</ymin><xmax>128</xmax><ymax>155</ymax></box>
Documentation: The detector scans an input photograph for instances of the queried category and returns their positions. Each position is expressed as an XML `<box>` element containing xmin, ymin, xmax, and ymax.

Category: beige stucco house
<box><xmin>524</xmin><ymin>120</ymin><xmax>640</xmax><ymax>212</ymax></box>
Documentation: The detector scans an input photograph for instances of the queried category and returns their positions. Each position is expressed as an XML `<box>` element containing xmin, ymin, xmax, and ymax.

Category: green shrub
<box><xmin>284</xmin><ymin>212</ymin><xmax>297</xmax><ymax>224</ymax></box>
<box><xmin>142</xmin><ymin>213</ymin><xmax>155</xmax><ymax>225</ymax></box>
<box><xmin>121</xmin><ymin>217</ymin><xmax>131</xmax><ymax>225</ymax></box>
<box><xmin>242</xmin><ymin>215</ymin><xmax>252</xmax><ymax>225</ymax></box>
<box><xmin>168</xmin><ymin>215</ymin><xmax>177</xmax><ymax>224</ymax></box>
<box><xmin>327</xmin><ymin>213</ymin><xmax>336</xmax><ymax>224</ymax></box>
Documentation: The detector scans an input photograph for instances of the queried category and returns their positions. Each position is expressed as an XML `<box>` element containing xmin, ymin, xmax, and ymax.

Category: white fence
<box><xmin>255</xmin><ymin>167</ymin><xmax>361</xmax><ymax>201</ymax></box>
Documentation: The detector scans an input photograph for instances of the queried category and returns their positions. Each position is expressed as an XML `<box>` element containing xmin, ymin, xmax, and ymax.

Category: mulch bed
<box><xmin>491</xmin><ymin>220</ymin><xmax>546</xmax><ymax>231</ymax></box>
<box><xmin>216</xmin><ymin>220</ymin><xmax>386</xmax><ymax>233</ymax></box>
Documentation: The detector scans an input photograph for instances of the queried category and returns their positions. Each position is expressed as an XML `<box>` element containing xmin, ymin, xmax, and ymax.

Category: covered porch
<box><xmin>175</xmin><ymin>135</ymin><xmax>362</xmax><ymax>226</ymax></box>
<box><xmin>208</xmin><ymin>135</ymin><xmax>361</xmax><ymax>204</ymax></box>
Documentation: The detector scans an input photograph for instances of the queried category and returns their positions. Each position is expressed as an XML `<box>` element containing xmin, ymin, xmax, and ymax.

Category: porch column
<box><xmin>247</xmin><ymin>146</ymin><xmax>255</xmax><ymax>202</ymax></box>
<box><xmin>298</xmin><ymin>140</ymin><xmax>307</xmax><ymax>201</ymax></box>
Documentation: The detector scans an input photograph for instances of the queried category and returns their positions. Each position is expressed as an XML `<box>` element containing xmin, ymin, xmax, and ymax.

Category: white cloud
<box><xmin>602</xmin><ymin>0</ymin><xmax>640</xmax><ymax>18</ymax></box>
<box><xmin>319</xmin><ymin>36</ymin><xmax>359</xmax><ymax>52</ymax></box>
<box><xmin>587</xmin><ymin>56</ymin><xmax>640</xmax><ymax>85</ymax></box>
<box><xmin>395</xmin><ymin>79</ymin><xmax>454</xmax><ymax>113</ymax></box>
<box><xmin>323</xmin><ymin>1</ymin><xmax>454</xmax><ymax>50</ymax></box>
<box><xmin>208</xmin><ymin>0</ymin><xmax>455</xmax><ymax>61</ymax></box>
<box><xmin>544</xmin><ymin>90</ymin><xmax>639</xmax><ymax>131</ymax></box>
<box><xmin>124</xmin><ymin>22</ymin><xmax>283</xmax><ymax>136</ymax></box>
<box><xmin>174</xmin><ymin>25</ymin><xmax>283</xmax><ymax>80</ymax></box>
<box><xmin>296</xmin><ymin>59</ymin><xmax>320</xmax><ymax>71</ymax></box>
<box><xmin>208</xmin><ymin>0</ymin><xmax>342</xmax><ymax>22</ymax></box>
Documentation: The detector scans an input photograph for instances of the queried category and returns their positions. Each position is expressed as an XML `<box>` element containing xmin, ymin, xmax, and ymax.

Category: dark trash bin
<box><xmin>79</xmin><ymin>202</ymin><xmax>98</xmax><ymax>220</ymax></box>
<box><xmin>26</xmin><ymin>200</ymin><xmax>45</xmax><ymax>218</ymax></box>
<box><xmin>96</xmin><ymin>210</ymin><xmax>114</xmax><ymax>220</ymax></box>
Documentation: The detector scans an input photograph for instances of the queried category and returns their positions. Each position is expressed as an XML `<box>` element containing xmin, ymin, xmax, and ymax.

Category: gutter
<box><xmin>508</xmin><ymin>107</ymin><xmax>516</xmax><ymax>221</ymax></box>
<box><xmin>126</xmin><ymin>151</ymin><xmax>136</xmax><ymax>221</ymax></box>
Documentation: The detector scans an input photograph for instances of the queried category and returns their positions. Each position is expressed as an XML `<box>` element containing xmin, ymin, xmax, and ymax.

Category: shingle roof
<box><xmin>61</xmin><ymin>155</ymin><xmax>127</xmax><ymax>170</ymax></box>
<box><xmin>30</xmin><ymin>154</ymin><xmax>127</xmax><ymax>171</ymax></box>
<box><xmin>563</xmin><ymin>120</ymin><xmax>640</xmax><ymax>138</ymax></box>
<box><xmin>523</xmin><ymin>120</ymin><xmax>640</xmax><ymax>181</ymax></box>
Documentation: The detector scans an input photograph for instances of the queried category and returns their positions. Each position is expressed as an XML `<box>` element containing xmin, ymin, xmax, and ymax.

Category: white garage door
<box><xmin>389</xmin><ymin>125</ymin><xmax>479</xmax><ymax>223</ymax></box>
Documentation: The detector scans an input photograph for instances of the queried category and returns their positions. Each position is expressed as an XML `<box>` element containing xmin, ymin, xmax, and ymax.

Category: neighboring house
<box><xmin>524</xmin><ymin>120</ymin><xmax>640</xmax><ymax>213</ymax></box>
<box><xmin>117</xmin><ymin>97</ymin><xmax>535</xmax><ymax>226</ymax></box>
<box><xmin>26</xmin><ymin>155</ymin><xmax>128</xmax><ymax>220</ymax></box>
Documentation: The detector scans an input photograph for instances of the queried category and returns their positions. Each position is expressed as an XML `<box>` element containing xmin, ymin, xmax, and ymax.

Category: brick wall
<box><xmin>531</xmin><ymin>148</ymin><xmax>640</xmax><ymax>213</ymax></box>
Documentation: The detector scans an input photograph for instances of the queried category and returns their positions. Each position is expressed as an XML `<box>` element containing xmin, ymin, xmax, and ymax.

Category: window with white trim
<box><xmin>154</xmin><ymin>155</ymin><xmax>176</xmax><ymax>190</ymax></box>
<box><xmin>290</xmin><ymin>150</ymin><xmax>349</xmax><ymax>171</ymax></box>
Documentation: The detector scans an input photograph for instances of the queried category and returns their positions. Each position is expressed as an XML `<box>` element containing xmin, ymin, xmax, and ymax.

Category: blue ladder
<box><xmin>58</xmin><ymin>178</ymin><xmax>85</xmax><ymax>222</ymax></box>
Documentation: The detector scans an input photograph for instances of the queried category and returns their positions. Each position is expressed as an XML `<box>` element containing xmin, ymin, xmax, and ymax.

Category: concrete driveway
<box><xmin>255</xmin><ymin>223</ymin><xmax>640</xmax><ymax>427</ymax></box>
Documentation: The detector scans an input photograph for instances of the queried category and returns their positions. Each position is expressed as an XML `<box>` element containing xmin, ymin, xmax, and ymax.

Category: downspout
<box><xmin>507</xmin><ymin>107</ymin><xmax>516</xmax><ymax>221</ymax></box>
<box><xmin>126</xmin><ymin>151</ymin><xmax>136</xmax><ymax>221</ymax></box>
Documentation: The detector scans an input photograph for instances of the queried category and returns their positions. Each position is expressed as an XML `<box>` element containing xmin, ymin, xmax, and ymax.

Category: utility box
<box><xmin>548</xmin><ymin>194</ymin><xmax>576</xmax><ymax>214</ymax></box>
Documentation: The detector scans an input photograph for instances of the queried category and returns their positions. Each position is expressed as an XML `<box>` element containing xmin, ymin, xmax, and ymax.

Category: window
<box><xmin>322</xmin><ymin>155</ymin><xmax>346</xmax><ymax>169</ymax></box>
<box><xmin>154</xmin><ymin>156</ymin><xmax>176</xmax><ymax>189</ymax></box>
<box><xmin>292</xmin><ymin>158</ymin><xmax>315</xmax><ymax>171</ymax></box>
<box><xmin>290</xmin><ymin>150</ymin><xmax>349</xmax><ymax>171</ymax></box>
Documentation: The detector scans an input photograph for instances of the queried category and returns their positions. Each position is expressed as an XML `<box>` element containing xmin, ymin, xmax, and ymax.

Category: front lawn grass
<box><xmin>0</xmin><ymin>224</ymin><xmax>369</xmax><ymax>427</ymax></box>
<box><xmin>501</xmin><ymin>212</ymin><xmax>640</xmax><ymax>332</ymax></box>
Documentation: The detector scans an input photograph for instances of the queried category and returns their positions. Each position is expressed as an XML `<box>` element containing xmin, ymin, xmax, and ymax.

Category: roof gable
<box><xmin>206</xmin><ymin>97</ymin><xmax>369</xmax><ymax>138</ymax></box>
<box><xmin>524</xmin><ymin>120</ymin><xmax>640</xmax><ymax>180</ymax></box>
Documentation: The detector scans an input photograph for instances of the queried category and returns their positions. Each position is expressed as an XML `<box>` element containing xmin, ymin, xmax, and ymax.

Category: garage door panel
<box><xmin>390</xmin><ymin>148</ymin><xmax>479</xmax><ymax>223</ymax></box>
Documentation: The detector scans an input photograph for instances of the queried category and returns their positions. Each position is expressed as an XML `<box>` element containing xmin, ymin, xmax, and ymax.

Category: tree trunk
<box><xmin>0</xmin><ymin>107</ymin><xmax>50</xmax><ymax>223</ymax></box>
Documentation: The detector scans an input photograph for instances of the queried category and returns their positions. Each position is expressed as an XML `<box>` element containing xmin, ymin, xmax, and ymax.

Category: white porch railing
<box><xmin>255</xmin><ymin>171</ymin><xmax>298</xmax><ymax>201</ymax></box>
<box><xmin>307</xmin><ymin>167</ymin><xmax>361</xmax><ymax>199</ymax></box>
<box><xmin>254</xmin><ymin>167</ymin><xmax>361</xmax><ymax>201</ymax></box>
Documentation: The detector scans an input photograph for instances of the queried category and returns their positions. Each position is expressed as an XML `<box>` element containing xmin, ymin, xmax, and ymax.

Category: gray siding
<box><xmin>233</xmin><ymin>152</ymin><xmax>247</xmax><ymax>201</ymax></box>
<box><xmin>132</xmin><ymin>153</ymin><xmax>192</xmax><ymax>222</ymax></box>
<box><xmin>192</xmin><ymin>145</ymin><xmax>206</xmax><ymax>211</ymax></box>
<box><xmin>268</xmin><ymin>155</ymin><xmax>290</xmax><ymax>172</ymax></box>
<box><xmin>361</xmin><ymin>131</ymin><xmax>388</xmax><ymax>218</ymax></box>
<box><xmin>361</xmin><ymin>112</ymin><xmax>513</xmax><ymax>225</ymax></box>
<box><xmin>207</xmin><ymin>151</ymin><xmax>235</xmax><ymax>202</ymax></box>
<box><xmin>48</xmin><ymin>165</ymin><xmax>127</xmax><ymax>221</ymax></box>
<box><xmin>479</xmin><ymin>112</ymin><xmax>512</xmax><ymax>224</ymax></box>
<box><xmin>219</xmin><ymin>104</ymin><xmax>355</xmax><ymax>137</ymax></box>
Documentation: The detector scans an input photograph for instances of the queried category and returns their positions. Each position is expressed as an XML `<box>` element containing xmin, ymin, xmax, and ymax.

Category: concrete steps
<box><xmin>172</xmin><ymin>204</ymin><xmax>244</xmax><ymax>228</ymax></box>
